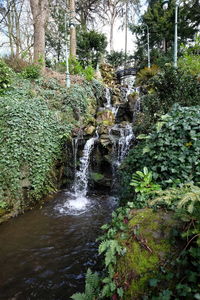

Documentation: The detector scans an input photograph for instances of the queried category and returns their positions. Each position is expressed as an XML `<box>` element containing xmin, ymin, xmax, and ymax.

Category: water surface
<box><xmin>0</xmin><ymin>191</ymin><xmax>116</xmax><ymax>300</ymax></box>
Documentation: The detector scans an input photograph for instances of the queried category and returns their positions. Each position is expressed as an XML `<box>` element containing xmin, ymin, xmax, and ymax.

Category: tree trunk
<box><xmin>69</xmin><ymin>0</ymin><xmax>76</xmax><ymax>57</ymax></box>
<box><xmin>30</xmin><ymin>0</ymin><xmax>48</xmax><ymax>69</ymax></box>
<box><xmin>110</xmin><ymin>19</ymin><xmax>114</xmax><ymax>52</ymax></box>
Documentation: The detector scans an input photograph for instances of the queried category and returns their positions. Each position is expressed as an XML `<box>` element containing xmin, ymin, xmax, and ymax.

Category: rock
<box><xmin>116</xmin><ymin>209</ymin><xmax>182</xmax><ymax>299</ymax></box>
<box><xmin>21</xmin><ymin>178</ymin><xmax>31</xmax><ymax>188</ymax></box>
<box><xmin>84</xmin><ymin>125</ymin><xmax>96</xmax><ymax>135</ymax></box>
<box><xmin>98</xmin><ymin>125</ymin><xmax>109</xmax><ymax>135</ymax></box>
<box><xmin>112</xmin><ymin>95</ymin><xmax>121</xmax><ymax>105</ymax></box>
<box><xmin>99</xmin><ymin>134</ymin><xmax>112</xmax><ymax>147</ymax></box>
<box><xmin>97</xmin><ymin>110</ymin><xmax>115</xmax><ymax>126</ymax></box>
<box><xmin>90</xmin><ymin>172</ymin><xmax>104</xmax><ymax>182</ymax></box>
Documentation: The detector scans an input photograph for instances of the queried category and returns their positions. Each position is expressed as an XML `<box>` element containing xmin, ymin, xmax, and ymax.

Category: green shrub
<box><xmin>21</xmin><ymin>64</ymin><xmax>41</xmax><ymax>79</ymax></box>
<box><xmin>69</xmin><ymin>57</ymin><xmax>84</xmax><ymax>75</ymax></box>
<box><xmin>145</xmin><ymin>183</ymin><xmax>200</xmax><ymax>299</ymax></box>
<box><xmin>0</xmin><ymin>59</ymin><xmax>12</xmax><ymax>92</ymax></box>
<box><xmin>178</xmin><ymin>55</ymin><xmax>200</xmax><ymax>77</ymax></box>
<box><xmin>136</xmin><ymin>66</ymin><xmax>200</xmax><ymax>133</ymax></box>
<box><xmin>135</xmin><ymin>64</ymin><xmax>160</xmax><ymax>86</ymax></box>
<box><xmin>120</xmin><ymin>105</ymin><xmax>200</xmax><ymax>203</ymax></box>
<box><xmin>83</xmin><ymin>65</ymin><xmax>95</xmax><ymax>81</ymax></box>
<box><xmin>0</xmin><ymin>95</ymin><xmax>65</xmax><ymax>211</ymax></box>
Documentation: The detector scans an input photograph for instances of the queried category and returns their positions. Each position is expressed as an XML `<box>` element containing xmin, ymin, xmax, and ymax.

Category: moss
<box><xmin>90</xmin><ymin>172</ymin><xmax>104</xmax><ymax>182</ymax></box>
<box><xmin>116</xmin><ymin>208</ymin><xmax>179</xmax><ymax>299</ymax></box>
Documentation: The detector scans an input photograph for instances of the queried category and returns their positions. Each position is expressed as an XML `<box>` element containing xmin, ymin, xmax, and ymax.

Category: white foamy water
<box><xmin>54</xmin><ymin>192</ymin><xmax>90</xmax><ymax>216</ymax></box>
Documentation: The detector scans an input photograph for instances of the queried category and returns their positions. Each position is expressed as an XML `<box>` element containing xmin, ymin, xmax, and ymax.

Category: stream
<box><xmin>0</xmin><ymin>191</ymin><xmax>116</xmax><ymax>300</ymax></box>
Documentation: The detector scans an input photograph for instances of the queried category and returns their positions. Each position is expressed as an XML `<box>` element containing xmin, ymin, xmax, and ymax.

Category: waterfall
<box><xmin>73</xmin><ymin>137</ymin><xmax>96</xmax><ymax>197</ymax></box>
<box><xmin>72</xmin><ymin>137</ymin><xmax>79</xmax><ymax>174</ymax></box>
<box><xmin>104</xmin><ymin>87</ymin><xmax>119</xmax><ymax>117</ymax></box>
<box><xmin>104</xmin><ymin>87</ymin><xmax>112</xmax><ymax>109</ymax></box>
<box><xmin>132</xmin><ymin>98</ymin><xmax>141</xmax><ymax>123</ymax></box>
<box><xmin>109</xmin><ymin>124</ymin><xmax>135</xmax><ymax>168</ymax></box>
<box><xmin>117</xmin><ymin>124</ymin><xmax>135</xmax><ymax>164</ymax></box>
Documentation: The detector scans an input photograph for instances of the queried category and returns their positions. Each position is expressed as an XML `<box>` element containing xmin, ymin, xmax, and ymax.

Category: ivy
<box><xmin>120</xmin><ymin>105</ymin><xmax>200</xmax><ymax>203</ymax></box>
<box><xmin>0</xmin><ymin>94</ymin><xmax>69</xmax><ymax>211</ymax></box>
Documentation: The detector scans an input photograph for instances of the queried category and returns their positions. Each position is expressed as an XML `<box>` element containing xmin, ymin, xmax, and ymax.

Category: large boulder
<box><xmin>116</xmin><ymin>209</ymin><xmax>182</xmax><ymax>299</ymax></box>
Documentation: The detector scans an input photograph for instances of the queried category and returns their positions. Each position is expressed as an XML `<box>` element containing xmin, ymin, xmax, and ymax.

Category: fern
<box><xmin>71</xmin><ymin>293</ymin><xmax>86</xmax><ymax>300</ymax></box>
<box><xmin>149</xmin><ymin>183</ymin><xmax>200</xmax><ymax>218</ymax></box>
<box><xmin>71</xmin><ymin>268</ymin><xmax>100</xmax><ymax>300</ymax></box>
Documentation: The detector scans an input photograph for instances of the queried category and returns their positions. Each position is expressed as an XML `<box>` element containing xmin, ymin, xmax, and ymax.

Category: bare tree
<box><xmin>0</xmin><ymin>0</ymin><xmax>34</xmax><ymax>60</ymax></box>
<box><xmin>30</xmin><ymin>0</ymin><xmax>49</xmax><ymax>67</ymax></box>
<box><xmin>76</xmin><ymin>0</ymin><xmax>101</xmax><ymax>29</ymax></box>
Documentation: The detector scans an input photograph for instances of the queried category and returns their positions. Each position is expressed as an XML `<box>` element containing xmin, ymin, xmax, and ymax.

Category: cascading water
<box><xmin>104</xmin><ymin>87</ymin><xmax>119</xmax><ymax>117</ymax></box>
<box><xmin>117</xmin><ymin>124</ymin><xmax>135</xmax><ymax>164</ymax></box>
<box><xmin>55</xmin><ymin>137</ymin><xmax>97</xmax><ymax>215</ymax></box>
<box><xmin>132</xmin><ymin>98</ymin><xmax>141</xmax><ymax>123</ymax></box>
<box><xmin>73</xmin><ymin>137</ymin><xmax>96</xmax><ymax>197</ymax></box>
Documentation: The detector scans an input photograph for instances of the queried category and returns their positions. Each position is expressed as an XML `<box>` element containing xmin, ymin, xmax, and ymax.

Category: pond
<box><xmin>0</xmin><ymin>191</ymin><xmax>116</xmax><ymax>300</ymax></box>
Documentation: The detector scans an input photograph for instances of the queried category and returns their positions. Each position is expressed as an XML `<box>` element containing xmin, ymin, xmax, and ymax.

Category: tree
<box><xmin>76</xmin><ymin>0</ymin><xmax>101</xmax><ymax>29</ymax></box>
<box><xmin>69</xmin><ymin>0</ymin><xmax>76</xmax><ymax>57</ymax></box>
<box><xmin>100</xmin><ymin>0</ymin><xmax>139</xmax><ymax>52</ymax></box>
<box><xmin>0</xmin><ymin>0</ymin><xmax>33</xmax><ymax>59</ymax></box>
<box><xmin>77</xmin><ymin>29</ymin><xmax>107</xmax><ymax>67</ymax></box>
<box><xmin>130</xmin><ymin>0</ymin><xmax>200</xmax><ymax>69</ymax></box>
<box><xmin>30</xmin><ymin>0</ymin><xmax>49</xmax><ymax>68</ymax></box>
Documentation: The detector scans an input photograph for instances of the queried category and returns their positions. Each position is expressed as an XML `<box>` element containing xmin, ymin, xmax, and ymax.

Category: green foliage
<box><xmin>68</xmin><ymin>58</ymin><xmax>95</xmax><ymax>80</ymax></box>
<box><xmin>0</xmin><ymin>94</ymin><xmax>65</xmax><ymax>210</ymax></box>
<box><xmin>0</xmin><ymin>200</ymin><xmax>7</xmax><ymax>209</ymax></box>
<box><xmin>106</xmin><ymin>51</ymin><xmax>134</xmax><ymax>68</ymax></box>
<box><xmin>0</xmin><ymin>72</ymin><xmax>103</xmax><ymax>213</ymax></box>
<box><xmin>136</xmin><ymin>66</ymin><xmax>200</xmax><ymax>133</ymax></box>
<box><xmin>144</xmin><ymin>183</ymin><xmax>200</xmax><ymax>299</ymax></box>
<box><xmin>135</xmin><ymin>64</ymin><xmax>160</xmax><ymax>86</ymax></box>
<box><xmin>131</xmin><ymin>0</ymin><xmax>200</xmax><ymax>70</ymax></box>
<box><xmin>0</xmin><ymin>59</ymin><xmax>12</xmax><ymax>92</ymax></box>
<box><xmin>178</xmin><ymin>55</ymin><xmax>200</xmax><ymax>77</ymax></box>
<box><xmin>71</xmin><ymin>269</ymin><xmax>100</xmax><ymax>300</ymax></box>
<box><xmin>69</xmin><ymin>57</ymin><xmax>84</xmax><ymax>75</ymax></box>
<box><xmin>96</xmin><ymin>202</ymin><xmax>136</xmax><ymax>298</ymax></box>
<box><xmin>21</xmin><ymin>64</ymin><xmax>41</xmax><ymax>79</ymax></box>
<box><xmin>130</xmin><ymin>167</ymin><xmax>161</xmax><ymax>194</ymax></box>
<box><xmin>120</xmin><ymin>105</ymin><xmax>200</xmax><ymax>203</ymax></box>
<box><xmin>83</xmin><ymin>65</ymin><xmax>95</xmax><ymax>81</ymax></box>
<box><xmin>150</xmin><ymin>183</ymin><xmax>200</xmax><ymax>220</ymax></box>
<box><xmin>77</xmin><ymin>30</ymin><xmax>107</xmax><ymax>68</ymax></box>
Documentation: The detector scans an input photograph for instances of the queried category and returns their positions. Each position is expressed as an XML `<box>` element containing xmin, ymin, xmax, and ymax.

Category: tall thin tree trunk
<box><xmin>30</xmin><ymin>0</ymin><xmax>48</xmax><ymax>69</ymax></box>
<box><xmin>110</xmin><ymin>20</ymin><xmax>114</xmax><ymax>52</ymax></box>
<box><xmin>69</xmin><ymin>0</ymin><xmax>76</xmax><ymax>57</ymax></box>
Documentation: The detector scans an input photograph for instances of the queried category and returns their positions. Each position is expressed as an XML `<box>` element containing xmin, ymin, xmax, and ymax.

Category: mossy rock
<box><xmin>116</xmin><ymin>208</ymin><xmax>181</xmax><ymax>299</ymax></box>
<box><xmin>90</xmin><ymin>172</ymin><xmax>104</xmax><ymax>182</ymax></box>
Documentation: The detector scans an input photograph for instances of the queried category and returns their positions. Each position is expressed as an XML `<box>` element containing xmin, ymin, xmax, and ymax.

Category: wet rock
<box><xmin>84</xmin><ymin>125</ymin><xmax>96</xmax><ymax>135</ymax></box>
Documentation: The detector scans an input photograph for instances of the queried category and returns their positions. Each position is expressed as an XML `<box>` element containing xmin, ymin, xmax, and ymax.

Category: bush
<box><xmin>22</xmin><ymin>64</ymin><xmax>41</xmax><ymax>79</ymax></box>
<box><xmin>135</xmin><ymin>64</ymin><xmax>160</xmax><ymax>86</ymax></box>
<box><xmin>178</xmin><ymin>55</ymin><xmax>200</xmax><ymax>77</ymax></box>
<box><xmin>83</xmin><ymin>65</ymin><xmax>95</xmax><ymax>81</ymax></box>
<box><xmin>0</xmin><ymin>59</ymin><xmax>12</xmax><ymax>92</ymax></box>
<box><xmin>136</xmin><ymin>66</ymin><xmax>200</xmax><ymax>133</ymax></box>
<box><xmin>4</xmin><ymin>56</ymin><xmax>28</xmax><ymax>73</ymax></box>
<box><xmin>120</xmin><ymin>105</ymin><xmax>200</xmax><ymax>203</ymax></box>
<box><xmin>69</xmin><ymin>57</ymin><xmax>84</xmax><ymax>75</ymax></box>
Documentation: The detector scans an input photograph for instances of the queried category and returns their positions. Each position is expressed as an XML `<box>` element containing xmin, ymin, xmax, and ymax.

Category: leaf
<box><xmin>117</xmin><ymin>287</ymin><xmax>124</xmax><ymax>297</ymax></box>
<box><xmin>71</xmin><ymin>293</ymin><xmax>86</xmax><ymax>300</ymax></box>
<box><xmin>149</xmin><ymin>278</ymin><xmax>159</xmax><ymax>287</ymax></box>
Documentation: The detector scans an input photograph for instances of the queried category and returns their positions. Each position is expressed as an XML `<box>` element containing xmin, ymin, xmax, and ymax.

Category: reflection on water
<box><xmin>0</xmin><ymin>190</ymin><xmax>117</xmax><ymax>300</ymax></box>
